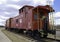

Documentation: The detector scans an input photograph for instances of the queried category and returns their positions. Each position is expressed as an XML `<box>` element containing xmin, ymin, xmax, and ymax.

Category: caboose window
<box><xmin>19</xmin><ymin>19</ymin><xmax>22</xmax><ymax>23</ymax></box>
<box><xmin>40</xmin><ymin>11</ymin><xmax>44</xmax><ymax>18</ymax></box>
<box><xmin>16</xmin><ymin>19</ymin><xmax>18</xmax><ymax>23</ymax></box>
<box><xmin>34</xmin><ymin>14</ymin><xmax>37</xmax><ymax>20</ymax></box>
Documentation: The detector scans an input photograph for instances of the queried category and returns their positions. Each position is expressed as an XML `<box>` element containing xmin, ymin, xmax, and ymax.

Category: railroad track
<box><xmin>9</xmin><ymin>30</ymin><xmax>60</xmax><ymax>42</ymax></box>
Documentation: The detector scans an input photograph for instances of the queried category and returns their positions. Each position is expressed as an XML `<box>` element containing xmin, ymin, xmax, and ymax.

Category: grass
<box><xmin>2</xmin><ymin>29</ymin><xmax>28</xmax><ymax>42</ymax></box>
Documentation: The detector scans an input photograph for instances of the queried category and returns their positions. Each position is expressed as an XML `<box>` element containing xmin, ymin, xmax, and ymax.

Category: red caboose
<box><xmin>5</xmin><ymin>5</ymin><xmax>54</xmax><ymax>38</ymax></box>
<box><xmin>5</xmin><ymin>18</ymin><xmax>12</xmax><ymax>29</ymax></box>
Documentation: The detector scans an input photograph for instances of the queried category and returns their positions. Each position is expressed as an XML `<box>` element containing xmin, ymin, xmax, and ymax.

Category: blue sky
<box><xmin>0</xmin><ymin>0</ymin><xmax>60</xmax><ymax>26</ymax></box>
<box><xmin>53</xmin><ymin>0</ymin><xmax>60</xmax><ymax>12</ymax></box>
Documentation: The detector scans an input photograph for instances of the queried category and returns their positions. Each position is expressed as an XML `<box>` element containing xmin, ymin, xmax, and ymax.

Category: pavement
<box><xmin>0</xmin><ymin>28</ymin><xmax>12</xmax><ymax>42</ymax></box>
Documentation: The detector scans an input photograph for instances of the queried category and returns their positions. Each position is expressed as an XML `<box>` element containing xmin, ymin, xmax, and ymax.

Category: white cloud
<box><xmin>0</xmin><ymin>15</ymin><xmax>9</xmax><ymax>20</ymax></box>
<box><xmin>33</xmin><ymin>0</ymin><xmax>46</xmax><ymax>6</ymax></box>
<box><xmin>0</xmin><ymin>23</ymin><xmax>5</xmax><ymax>26</ymax></box>
<box><xmin>0</xmin><ymin>15</ymin><xmax>10</xmax><ymax>26</ymax></box>
<box><xmin>12</xmin><ymin>0</ymin><xmax>21</xmax><ymax>2</ymax></box>
<box><xmin>55</xmin><ymin>12</ymin><xmax>60</xmax><ymax>25</ymax></box>
<box><xmin>49</xmin><ymin>12</ymin><xmax>60</xmax><ymax>25</ymax></box>
<box><xmin>4</xmin><ymin>11</ymin><xmax>10</xmax><ymax>14</ymax></box>
<box><xmin>0</xmin><ymin>19</ymin><xmax>5</xmax><ymax>22</ymax></box>
<box><xmin>51</xmin><ymin>12</ymin><xmax>60</xmax><ymax>25</ymax></box>
<box><xmin>0</xmin><ymin>19</ymin><xmax>5</xmax><ymax>26</ymax></box>
<box><xmin>0</xmin><ymin>0</ymin><xmax>7</xmax><ymax>4</ymax></box>
<box><xmin>0</xmin><ymin>0</ymin><xmax>55</xmax><ymax>26</ymax></box>
<box><xmin>6</xmin><ymin>4</ymin><xmax>21</xmax><ymax>9</ymax></box>
<box><xmin>33</xmin><ymin>0</ymin><xmax>54</xmax><ymax>6</ymax></box>
<box><xmin>54</xmin><ymin>12</ymin><xmax>60</xmax><ymax>18</ymax></box>
<box><xmin>55</xmin><ymin>19</ymin><xmax>60</xmax><ymax>25</ymax></box>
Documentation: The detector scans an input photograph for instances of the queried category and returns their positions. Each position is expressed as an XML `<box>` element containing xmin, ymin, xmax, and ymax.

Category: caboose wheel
<box><xmin>5</xmin><ymin>27</ymin><xmax>7</xmax><ymax>30</ymax></box>
<box><xmin>32</xmin><ymin>30</ymin><xmax>41</xmax><ymax>40</ymax></box>
<box><xmin>26</xmin><ymin>30</ymin><xmax>33</xmax><ymax>37</ymax></box>
<box><xmin>43</xmin><ymin>33</ymin><xmax>48</xmax><ymax>38</ymax></box>
<box><xmin>43</xmin><ymin>34</ymin><xmax>47</xmax><ymax>38</ymax></box>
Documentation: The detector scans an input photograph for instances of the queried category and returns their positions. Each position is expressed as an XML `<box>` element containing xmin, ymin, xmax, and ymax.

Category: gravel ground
<box><xmin>1</xmin><ymin>28</ymin><xmax>60</xmax><ymax>42</ymax></box>
<box><xmin>0</xmin><ymin>28</ymin><xmax>12</xmax><ymax>42</ymax></box>
<box><xmin>2</xmin><ymin>28</ymin><xmax>35</xmax><ymax>42</ymax></box>
<box><xmin>56</xmin><ymin>30</ymin><xmax>60</xmax><ymax>40</ymax></box>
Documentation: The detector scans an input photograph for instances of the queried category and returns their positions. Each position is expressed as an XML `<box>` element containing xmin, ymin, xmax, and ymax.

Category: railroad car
<box><xmin>5</xmin><ymin>18</ymin><xmax>12</xmax><ymax>29</ymax></box>
<box><xmin>5</xmin><ymin>5</ymin><xmax>55</xmax><ymax>38</ymax></box>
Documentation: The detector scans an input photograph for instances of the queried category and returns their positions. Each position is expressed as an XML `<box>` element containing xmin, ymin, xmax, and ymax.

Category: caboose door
<box><xmin>42</xmin><ymin>16</ymin><xmax>49</xmax><ymax>37</ymax></box>
<box><xmin>42</xmin><ymin>16</ymin><xmax>48</xmax><ymax>32</ymax></box>
<box><xmin>39</xmin><ymin>11</ymin><xmax>49</xmax><ymax>37</ymax></box>
<box><xmin>39</xmin><ymin>11</ymin><xmax>48</xmax><ymax>31</ymax></box>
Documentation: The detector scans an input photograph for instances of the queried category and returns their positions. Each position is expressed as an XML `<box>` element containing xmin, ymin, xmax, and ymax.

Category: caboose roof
<box><xmin>33</xmin><ymin>5</ymin><xmax>55</xmax><ymax>13</ymax></box>
<box><xmin>19</xmin><ymin>5</ymin><xmax>34</xmax><ymax>11</ymax></box>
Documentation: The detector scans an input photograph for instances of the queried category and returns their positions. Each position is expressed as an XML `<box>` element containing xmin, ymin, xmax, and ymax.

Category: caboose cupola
<box><xmin>33</xmin><ymin>5</ymin><xmax>54</xmax><ymax>13</ymax></box>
